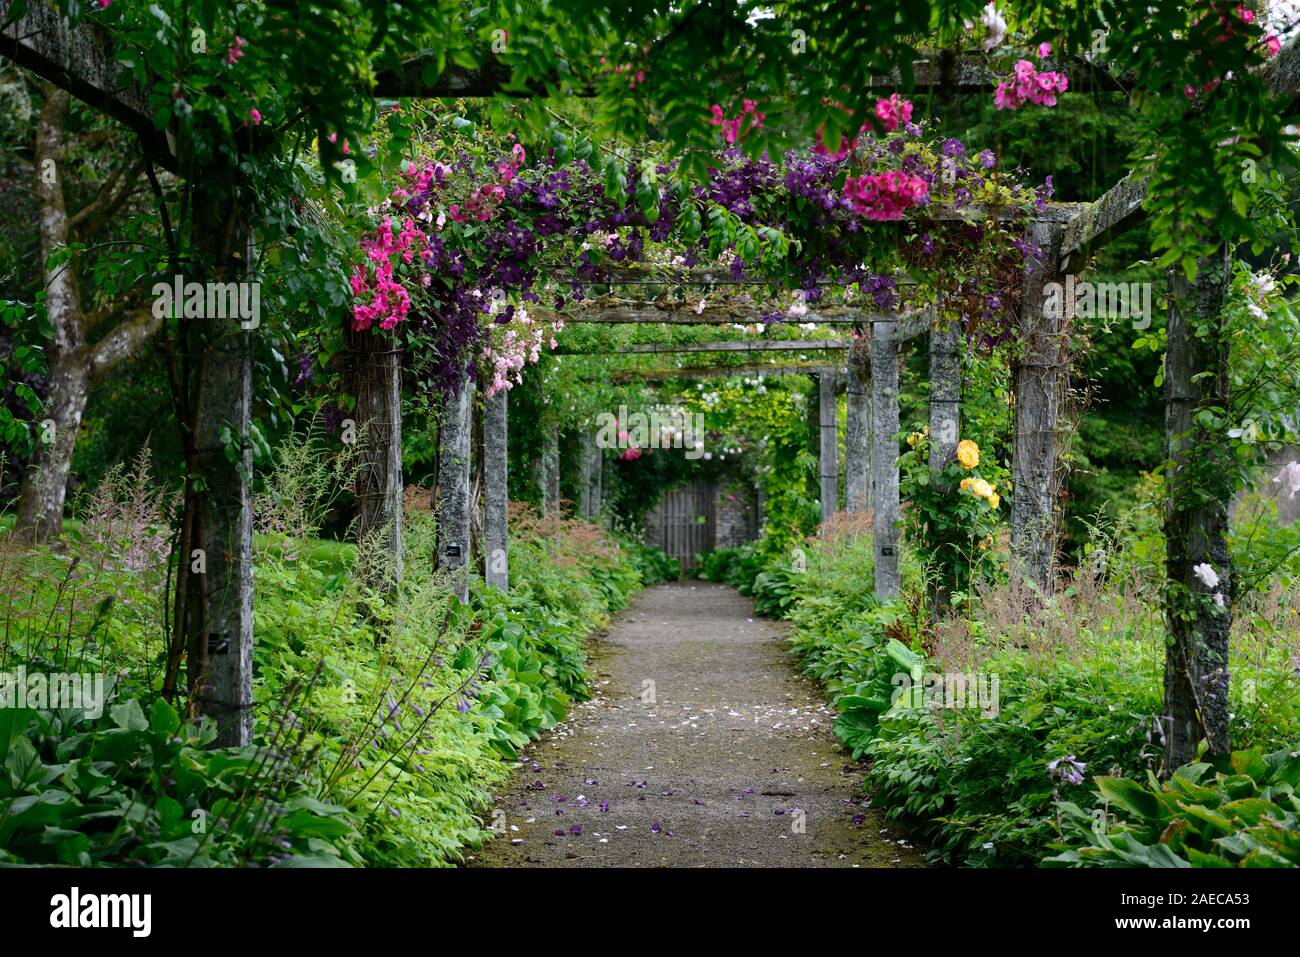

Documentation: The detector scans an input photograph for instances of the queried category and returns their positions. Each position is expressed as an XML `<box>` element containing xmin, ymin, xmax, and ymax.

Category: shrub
<box><xmin>1047</xmin><ymin>748</ymin><xmax>1300</xmax><ymax>867</ymax></box>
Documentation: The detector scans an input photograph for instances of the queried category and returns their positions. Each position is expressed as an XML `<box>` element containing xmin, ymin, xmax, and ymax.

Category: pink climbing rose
<box><xmin>995</xmin><ymin>59</ymin><xmax>1068</xmax><ymax>110</ymax></box>
<box><xmin>708</xmin><ymin>100</ymin><xmax>765</xmax><ymax>145</ymax></box>
<box><xmin>843</xmin><ymin>170</ymin><xmax>929</xmax><ymax>221</ymax></box>
<box><xmin>873</xmin><ymin>94</ymin><xmax>913</xmax><ymax>133</ymax></box>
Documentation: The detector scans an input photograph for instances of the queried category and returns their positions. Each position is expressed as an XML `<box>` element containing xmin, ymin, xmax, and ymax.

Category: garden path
<box><xmin>468</xmin><ymin>582</ymin><xmax>926</xmax><ymax>868</ymax></box>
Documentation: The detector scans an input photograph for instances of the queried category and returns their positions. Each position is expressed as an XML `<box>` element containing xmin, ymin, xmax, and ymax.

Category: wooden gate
<box><xmin>644</xmin><ymin>481</ymin><xmax>717</xmax><ymax>574</ymax></box>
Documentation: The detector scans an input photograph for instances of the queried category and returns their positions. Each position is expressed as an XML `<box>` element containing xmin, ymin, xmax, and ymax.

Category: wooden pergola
<box><xmin>6</xmin><ymin>0</ymin><xmax>1290</xmax><ymax>761</ymax></box>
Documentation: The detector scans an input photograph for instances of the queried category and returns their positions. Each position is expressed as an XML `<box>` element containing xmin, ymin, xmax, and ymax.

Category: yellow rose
<box><xmin>988</xmin><ymin>493</ymin><xmax>1000</xmax><ymax>509</ymax></box>
<box><xmin>907</xmin><ymin>432</ymin><xmax>923</xmax><ymax>448</ymax></box>
<box><xmin>959</xmin><ymin>477</ymin><xmax>973</xmax><ymax>491</ymax></box>
<box><xmin>971</xmin><ymin>478</ymin><xmax>993</xmax><ymax>499</ymax></box>
<box><xmin>956</xmin><ymin>439</ymin><xmax>980</xmax><ymax>469</ymax></box>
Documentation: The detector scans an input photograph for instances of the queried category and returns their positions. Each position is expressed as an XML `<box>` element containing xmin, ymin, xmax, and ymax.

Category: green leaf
<box><xmin>1095</xmin><ymin>776</ymin><xmax>1161</xmax><ymax>820</ymax></box>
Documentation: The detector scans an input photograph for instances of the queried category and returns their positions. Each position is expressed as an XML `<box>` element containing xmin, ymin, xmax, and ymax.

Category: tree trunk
<box><xmin>819</xmin><ymin>371</ymin><xmax>839</xmax><ymax>523</ymax></box>
<box><xmin>1011</xmin><ymin>221</ymin><xmax>1066</xmax><ymax>595</ymax></box>
<box><xmin>845</xmin><ymin>347</ymin><xmax>870</xmax><ymax>514</ymax></box>
<box><xmin>928</xmin><ymin>318</ymin><xmax>962</xmax><ymax>614</ymax></box>
<box><xmin>344</xmin><ymin>322</ymin><xmax>404</xmax><ymax>589</ymax></box>
<box><xmin>16</xmin><ymin>86</ymin><xmax>160</xmax><ymax>542</ymax></box>
<box><xmin>1163</xmin><ymin>250</ymin><xmax>1234</xmax><ymax>771</ymax></box>
<box><xmin>870</xmin><ymin>320</ymin><xmax>901</xmax><ymax>598</ymax></box>
<box><xmin>14</xmin><ymin>87</ymin><xmax>81</xmax><ymax>543</ymax></box>
<box><xmin>435</xmin><ymin>377</ymin><xmax>473</xmax><ymax>601</ymax></box>
<box><xmin>483</xmin><ymin>388</ymin><xmax>509</xmax><ymax>591</ymax></box>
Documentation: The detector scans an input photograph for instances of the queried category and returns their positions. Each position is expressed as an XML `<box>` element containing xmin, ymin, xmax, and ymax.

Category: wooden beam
<box><xmin>1060</xmin><ymin>170</ymin><xmax>1150</xmax><ymax>268</ymax></box>
<box><xmin>561</xmin><ymin>301</ymin><xmax>937</xmax><ymax>335</ymax></box>
<box><xmin>371</xmin><ymin>54</ymin><xmax>529</xmax><ymax>99</ymax></box>
<box><xmin>868</xmin><ymin>50</ymin><xmax>1133</xmax><ymax>95</ymax></box>
<box><xmin>554</xmin><ymin>338</ymin><xmax>851</xmax><ymax>355</ymax></box>
<box><xmin>0</xmin><ymin>0</ymin><xmax>174</xmax><ymax>169</ymax></box>
<box><xmin>607</xmin><ymin>363</ymin><xmax>840</xmax><ymax>383</ymax></box>
<box><xmin>562</xmin><ymin>300</ymin><xmax>889</xmax><ymax>325</ymax></box>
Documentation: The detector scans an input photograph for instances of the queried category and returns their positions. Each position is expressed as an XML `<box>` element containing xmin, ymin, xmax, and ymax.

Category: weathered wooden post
<box><xmin>185</xmin><ymin>177</ymin><xmax>256</xmax><ymax>748</ymax></box>
<box><xmin>845</xmin><ymin>346</ymin><xmax>871</xmax><ymax>514</ymax></box>
<box><xmin>1010</xmin><ymin>220</ymin><xmax>1065</xmax><ymax>595</ymax></box>
<box><xmin>928</xmin><ymin>316</ymin><xmax>961</xmax><ymax>615</ymax></box>
<box><xmin>580</xmin><ymin>429</ymin><xmax>602</xmax><ymax>519</ymax></box>
<box><xmin>870</xmin><ymin>320</ymin><xmax>901</xmax><ymax>598</ymax></box>
<box><xmin>819</xmin><ymin>370</ymin><xmax>840</xmax><ymax>523</ymax></box>
<box><xmin>344</xmin><ymin>323</ymin><xmax>404</xmax><ymax>587</ymax></box>
<box><xmin>592</xmin><ymin>440</ymin><xmax>603</xmax><ymax>521</ymax></box>
<box><xmin>483</xmin><ymin>387</ymin><xmax>509</xmax><ymax>592</ymax></box>
<box><xmin>928</xmin><ymin>318</ymin><xmax>961</xmax><ymax>472</ymax></box>
<box><xmin>541</xmin><ymin>428</ymin><xmax>560</xmax><ymax>515</ymax></box>
<box><xmin>1163</xmin><ymin>249</ymin><xmax>1234</xmax><ymax>769</ymax></box>
<box><xmin>435</xmin><ymin>378</ymin><xmax>474</xmax><ymax>601</ymax></box>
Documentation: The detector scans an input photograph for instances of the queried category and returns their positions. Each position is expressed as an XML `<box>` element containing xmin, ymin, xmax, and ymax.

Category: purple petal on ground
<box><xmin>650</xmin><ymin>821</ymin><xmax>662</xmax><ymax>833</ymax></box>
<box><xmin>570</xmin><ymin>824</ymin><xmax>583</xmax><ymax>835</ymax></box>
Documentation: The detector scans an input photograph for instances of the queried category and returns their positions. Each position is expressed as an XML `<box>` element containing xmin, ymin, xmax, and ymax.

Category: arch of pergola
<box><xmin>438</xmin><ymin>198</ymin><xmax>1090</xmax><ymax>605</ymax></box>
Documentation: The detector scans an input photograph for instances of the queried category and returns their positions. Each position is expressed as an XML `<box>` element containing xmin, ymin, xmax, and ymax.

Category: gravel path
<box><xmin>467</xmin><ymin>582</ymin><xmax>926</xmax><ymax>868</ymax></box>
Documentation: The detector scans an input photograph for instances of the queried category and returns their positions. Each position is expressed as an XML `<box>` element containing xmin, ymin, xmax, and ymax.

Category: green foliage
<box><xmin>1048</xmin><ymin>749</ymin><xmax>1300</xmax><ymax>868</ymax></box>
<box><xmin>0</xmin><ymin>436</ymin><xmax>643</xmax><ymax>868</ymax></box>
<box><xmin>624</xmin><ymin>540</ymin><xmax>681</xmax><ymax>585</ymax></box>
<box><xmin>774</xmin><ymin>518</ymin><xmax>1300</xmax><ymax>867</ymax></box>
<box><xmin>0</xmin><ymin>697</ymin><xmax>359</xmax><ymax>867</ymax></box>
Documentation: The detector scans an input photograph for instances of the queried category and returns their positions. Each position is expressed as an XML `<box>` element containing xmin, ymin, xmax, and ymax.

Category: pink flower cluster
<box><xmin>601</xmin><ymin>57</ymin><xmax>647</xmax><ymax>88</ymax></box>
<box><xmin>842</xmin><ymin>171</ymin><xmax>929</xmax><ymax>221</ymax></box>
<box><xmin>1185</xmin><ymin>4</ymin><xmax>1281</xmax><ymax>97</ymax></box>
<box><xmin>391</xmin><ymin>160</ymin><xmax>449</xmax><ymax>204</ymax></box>
<box><xmin>350</xmin><ymin>216</ymin><xmax>424</xmax><ymax>332</ymax></box>
<box><xmin>226</xmin><ymin>36</ymin><xmax>246</xmax><ymax>65</ymax></box>
<box><xmin>874</xmin><ymin>94</ymin><xmax>913</xmax><ymax>133</ymax></box>
<box><xmin>450</xmin><ymin>143</ymin><xmax>523</xmax><ymax>222</ymax></box>
<box><xmin>812</xmin><ymin>95</ymin><xmax>915</xmax><ymax>159</ymax></box>
<box><xmin>709</xmin><ymin>100</ymin><xmax>765</xmax><ymax>145</ymax></box>
<box><xmin>995</xmin><ymin>59</ymin><xmax>1069</xmax><ymax>110</ymax></box>
<box><xmin>482</xmin><ymin>311</ymin><xmax>563</xmax><ymax>397</ymax></box>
